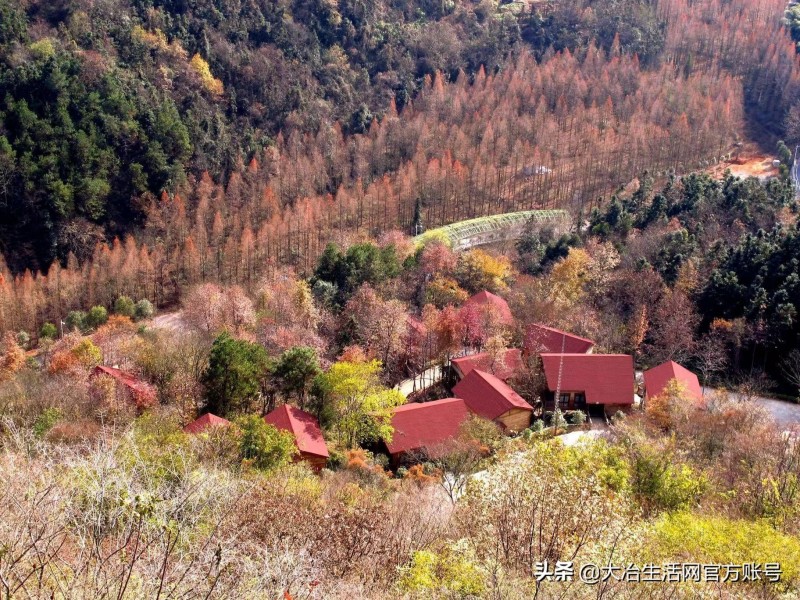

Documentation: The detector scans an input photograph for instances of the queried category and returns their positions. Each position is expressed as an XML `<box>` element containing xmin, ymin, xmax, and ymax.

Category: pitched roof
<box><xmin>183</xmin><ymin>413</ymin><xmax>232</xmax><ymax>434</ymax></box>
<box><xmin>385</xmin><ymin>398</ymin><xmax>471</xmax><ymax>456</ymax></box>
<box><xmin>263</xmin><ymin>405</ymin><xmax>329</xmax><ymax>458</ymax></box>
<box><xmin>525</xmin><ymin>324</ymin><xmax>595</xmax><ymax>354</ymax></box>
<box><xmin>643</xmin><ymin>361</ymin><xmax>702</xmax><ymax>402</ymax></box>
<box><xmin>452</xmin><ymin>369</ymin><xmax>532</xmax><ymax>420</ymax></box>
<box><xmin>451</xmin><ymin>348</ymin><xmax>522</xmax><ymax>381</ymax></box>
<box><xmin>540</xmin><ymin>354</ymin><xmax>634</xmax><ymax>405</ymax></box>
<box><xmin>93</xmin><ymin>365</ymin><xmax>156</xmax><ymax>398</ymax></box>
<box><xmin>463</xmin><ymin>291</ymin><xmax>514</xmax><ymax>325</ymax></box>
<box><xmin>406</xmin><ymin>315</ymin><xmax>427</xmax><ymax>337</ymax></box>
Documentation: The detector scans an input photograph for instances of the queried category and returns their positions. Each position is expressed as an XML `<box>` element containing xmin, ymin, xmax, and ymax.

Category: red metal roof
<box><xmin>643</xmin><ymin>361</ymin><xmax>702</xmax><ymax>402</ymax></box>
<box><xmin>525</xmin><ymin>324</ymin><xmax>595</xmax><ymax>354</ymax></box>
<box><xmin>93</xmin><ymin>365</ymin><xmax>157</xmax><ymax>398</ymax></box>
<box><xmin>451</xmin><ymin>348</ymin><xmax>522</xmax><ymax>381</ymax></box>
<box><xmin>264</xmin><ymin>405</ymin><xmax>329</xmax><ymax>458</ymax></box>
<box><xmin>540</xmin><ymin>354</ymin><xmax>634</xmax><ymax>405</ymax></box>
<box><xmin>462</xmin><ymin>291</ymin><xmax>514</xmax><ymax>325</ymax></box>
<box><xmin>183</xmin><ymin>413</ymin><xmax>232</xmax><ymax>434</ymax></box>
<box><xmin>452</xmin><ymin>369</ymin><xmax>532</xmax><ymax>420</ymax></box>
<box><xmin>406</xmin><ymin>315</ymin><xmax>427</xmax><ymax>336</ymax></box>
<box><xmin>386</xmin><ymin>398</ymin><xmax>471</xmax><ymax>456</ymax></box>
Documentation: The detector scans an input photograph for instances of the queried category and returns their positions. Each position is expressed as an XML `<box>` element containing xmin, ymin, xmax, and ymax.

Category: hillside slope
<box><xmin>0</xmin><ymin>0</ymin><xmax>677</xmax><ymax>271</ymax></box>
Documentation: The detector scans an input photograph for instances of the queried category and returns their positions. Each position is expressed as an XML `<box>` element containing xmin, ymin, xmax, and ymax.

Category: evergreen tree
<box><xmin>202</xmin><ymin>332</ymin><xmax>270</xmax><ymax>416</ymax></box>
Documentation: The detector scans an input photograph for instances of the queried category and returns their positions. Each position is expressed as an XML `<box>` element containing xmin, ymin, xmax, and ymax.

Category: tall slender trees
<box><xmin>2</xmin><ymin>0</ymin><xmax>795</xmax><ymax>333</ymax></box>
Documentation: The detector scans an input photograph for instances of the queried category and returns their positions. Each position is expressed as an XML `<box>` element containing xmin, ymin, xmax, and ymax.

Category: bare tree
<box><xmin>695</xmin><ymin>331</ymin><xmax>728</xmax><ymax>392</ymax></box>
<box><xmin>781</xmin><ymin>350</ymin><xmax>800</xmax><ymax>397</ymax></box>
<box><xmin>430</xmin><ymin>438</ymin><xmax>488</xmax><ymax>504</ymax></box>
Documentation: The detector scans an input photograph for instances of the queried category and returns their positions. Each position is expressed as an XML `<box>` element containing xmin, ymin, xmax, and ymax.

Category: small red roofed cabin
<box><xmin>264</xmin><ymin>405</ymin><xmax>329</xmax><ymax>471</ymax></box>
<box><xmin>384</xmin><ymin>398</ymin><xmax>471</xmax><ymax>466</ymax></box>
<box><xmin>643</xmin><ymin>361</ymin><xmax>702</xmax><ymax>403</ymax></box>
<box><xmin>183</xmin><ymin>413</ymin><xmax>231</xmax><ymax>434</ymax></box>
<box><xmin>91</xmin><ymin>365</ymin><xmax>157</xmax><ymax>413</ymax></box>
<box><xmin>452</xmin><ymin>369</ymin><xmax>533</xmax><ymax>432</ymax></box>
<box><xmin>540</xmin><ymin>354</ymin><xmax>634</xmax><ymax>417</ymax></box>
<box><xmin>451</xmin><ymin>348</ymin><xmax>522</xmax><ymax>382</ymax></box>
<box><xmin>461</xmin><ymin>291</ymin><xmax>514</xmax><ymax>326</ymax></box>
<box><xmin>525</xmin><ymin>324</ymin><xmax>595</xmax><ymax>355</ymax></box>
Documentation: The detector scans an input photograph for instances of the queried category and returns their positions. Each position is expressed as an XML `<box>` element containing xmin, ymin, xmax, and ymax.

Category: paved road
<box><xmin>750</xmin><ymin>397</ymin><xmax>800</xmax><ymax>427</ymax></box>
<box><xmin>704</xmin><ymin>387</ymin><xmax>800</xmax><ymax>428</ymax></box>
<box><xmin>395</xmin><ymin>365</ymin><xmax>443</xmax><ymax>398</ymax></box>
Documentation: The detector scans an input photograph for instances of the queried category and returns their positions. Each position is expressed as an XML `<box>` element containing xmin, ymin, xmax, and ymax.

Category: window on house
<box><xmin>574</xmin><ymin>393</ymin><xmax>586</xmax><ymax>408</ymax></box>
<box><xmin>558</xmin><ymin>393</ymin><xmax>570</xmax><ymax>409</ymax></box>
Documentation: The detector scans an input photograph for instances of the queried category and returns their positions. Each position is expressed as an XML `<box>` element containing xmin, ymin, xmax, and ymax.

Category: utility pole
<box><xmin>552</xmin><ymin>332</ymin><xmax>567</xmax><ymax>435</ymax></box>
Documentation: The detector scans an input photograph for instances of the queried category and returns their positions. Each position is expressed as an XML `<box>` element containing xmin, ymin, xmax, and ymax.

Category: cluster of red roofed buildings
<box><xmin>178</xmin><ymin>290</ymin><xmax>705</xmax><ymax>471</ymax></box>
<box><xmin>377</xmin><ymin>291</ymin><xmax>706</xmax><ymax>465</ymax></box>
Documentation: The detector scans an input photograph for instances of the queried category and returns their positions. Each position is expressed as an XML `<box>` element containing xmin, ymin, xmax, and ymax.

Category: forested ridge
<box><xmin>3</xmin><ymin>0</ymin><xmax>800</xmax><ymax>595</ymax></box>
<box><xmin>0</xmin><ymin>0</ymin><xmax>524</xmax><ymax>271</ymax></box>
<box><xmin>0</xmin><ymin>0</ymin><xmax>797</xmax><ymax>274</ymax></box>
<box><xmin>0</xmin><ymin>0</ymin><xmax>791</xmax><ymax>311</ymax></box>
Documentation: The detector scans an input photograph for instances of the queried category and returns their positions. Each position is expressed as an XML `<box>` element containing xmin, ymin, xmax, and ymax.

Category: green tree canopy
<box><xmin>312</xmin><ymin>242</ymin><xmax>401</xmax><ymax>305</ymax></box>
<box><xmin>85</xmin><ymin>306</ymin><xmax>109</xmax><ymax>329</ymax></box>
<box><xmin>274</xmin><ymin>346</ymin><xmax>322</xmax><ymax>409</ymax></box>
<box><xmin>235</xmin><ymin>414</ymin><xmax>297</xmax><ymax>471</ymax></box>
<box><xmin>114</xmin><ymin>296</ymin><xmax>136</xmax><ymax>318</ymax></box>
<box><xmin>202</xmin><ymin>332</ymin><xmax>270</xmax><ymax>416</ymax></box>
<box><xmin>315</xmin><ymin>359</ymin><xmax>405</xmax><ymax>447</ymax></box>
<box><xmin>40</xmin><ymin>322</ymin><xmax>57</xmax><ymax>340</ymax></box>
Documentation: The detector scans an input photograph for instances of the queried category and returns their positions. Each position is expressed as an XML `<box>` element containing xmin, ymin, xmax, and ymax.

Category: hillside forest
<box><xmin>0</xmin><ymin>0</ymin><xmax>796</xmax><ymax>274</ymax></box>
<box><xmin>2</xmin><ymin>0</ymin><xmax>800</xmax><ymax>597</ymax></box>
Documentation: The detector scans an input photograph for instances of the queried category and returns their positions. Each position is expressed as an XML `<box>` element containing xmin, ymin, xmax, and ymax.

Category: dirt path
<box><xmin>149</xmin><ymin>311</ymin><xmax>190</xmax><ymax>333</ymax></box>
<box><xmin>706</xmin><ymin>145</ymin><xmax>779</xmax><ymax>180</ymax></box>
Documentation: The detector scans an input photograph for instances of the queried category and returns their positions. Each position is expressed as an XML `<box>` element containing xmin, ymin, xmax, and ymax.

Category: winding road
<box><xmin>702</xmin><ymin>387</ymin><xmax>800</xmax><ymax>427</ymax></box>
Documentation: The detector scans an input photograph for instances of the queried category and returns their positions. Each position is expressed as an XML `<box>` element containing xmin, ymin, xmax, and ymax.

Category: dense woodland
<box><xmin>0</xmin><ymin>0</ymin><xmax>798</xmax><ymax>394</ymax></box>
<box><xmin>1</xmin><ymin>0</ymin><xmax>798</xmax><ymax>274</ymax></box>
<box><xmin>2</xmin><ymin>0</ymin><xmax>800</xmax><ymax>597</ymax></box>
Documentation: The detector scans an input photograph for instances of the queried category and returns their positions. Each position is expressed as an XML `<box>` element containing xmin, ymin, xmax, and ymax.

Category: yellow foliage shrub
<box><xmin>132</xmin><ymin>26</ymin><xmax>169</xmax><ymax>51</ymax></box>
<box><xmin>650</xmin><ymin>512</ymin><xmax>800</xmax><ymax>588</ymax></box>
<box><xmin>398</xmin><ymin>540</ymin><xmax>485</xmax><ymax>597</ymax></box>
<box><xmin>190</xmin><ymin>54</ymin><xmax>224</xmax><ymax>96</ymax></box>
<box><xmin>457</xmin><ymin>248</ymin><xmax>512</xmax><ymax>293</ymax></box>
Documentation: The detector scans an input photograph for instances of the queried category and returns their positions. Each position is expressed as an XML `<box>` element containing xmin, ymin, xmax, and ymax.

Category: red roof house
<box><xmin>462</xmin><ymin>291</ymin><xmax>514</xmax><ymax>326</ymax></box>
<box><xmin>91</xmin><ymin>365</ymin><xmax>157</xmax><ymax>412</ymax></box>
<box><xmin>406</xmin><ymin>315</ymin><xmax>428</xmax><ymax>337</ymax></box>
<box><xmin>453</xmin><ymin>369</ymin><xmax>533</xmax><ymax>431</ymax></box>
<box><xmin>540</xmin><ymin>354</ymin><xmax>634</xmax><ymax>415</ymax></box>
<box><xmin>525</xmin><ymin>324</ymin><xmax>595</xmax><ymax>355</ymax></box>
<box><xmin>643</xmin><ymin>361</ymin><xmax>702</xmax><ymax>403</ymax></box>
<box><xmin>451</xmin><ymin>348</ymin><xmax>522</xmax><ymax>382</ymax></box>
<box><xmin>264</xmin><ymin>405</ymin><xmax>329</xmax><ymax>471</ymax></box>
<box><xmin>385</xmin><ymin>398</ymin><xmax>471</xmax><ymax>464</ymax></box>
<box><xmin>184</xmin><ymin>413</ymin><xmax>231</xmax><ymax>434</ymax></box>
